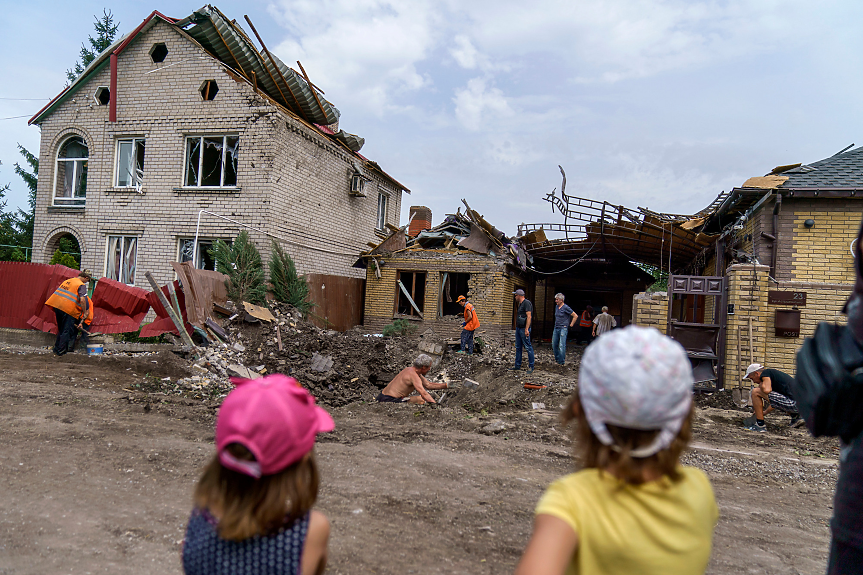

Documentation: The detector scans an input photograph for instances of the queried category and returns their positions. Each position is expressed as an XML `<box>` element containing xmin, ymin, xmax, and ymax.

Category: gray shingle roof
<box><xmin>780</xmin><ymin>146</ymin><xmax>863</xmax><ymax>188</ymax></box>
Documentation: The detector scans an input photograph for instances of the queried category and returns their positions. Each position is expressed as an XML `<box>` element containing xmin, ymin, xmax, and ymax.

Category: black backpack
<box><xmin>795</xmin><ymin>321</ymin><xmax>863</xmax><ymax>443</ymax></box>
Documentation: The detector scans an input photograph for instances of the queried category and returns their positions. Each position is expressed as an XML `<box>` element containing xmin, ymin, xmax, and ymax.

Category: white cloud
<box><xmin>450</xmin><ymin>35</ymin><xmax>479</xmax><ymax>70</ymax></box>
<box><xmin>453</xmin><ymin>77</ymin><xmax>514</xmax><ymax>131</ymax></box>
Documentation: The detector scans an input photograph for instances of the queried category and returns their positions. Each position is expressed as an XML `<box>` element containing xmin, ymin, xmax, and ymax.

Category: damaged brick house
<box><xmin>360</xmin><ymin>204</ymin><xmax>533</xmax><ymax>342</ymax></box>
<box><xmin>28</xmin><ymin>6</ymin><xmax>408</xmax><ymax>330</ymax></box>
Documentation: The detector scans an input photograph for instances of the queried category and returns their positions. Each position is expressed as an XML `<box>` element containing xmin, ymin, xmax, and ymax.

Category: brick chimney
<box><xmin>408</xmin><ymin>206</ymin><xmax>432</xmax><ymax>237</ymax></box>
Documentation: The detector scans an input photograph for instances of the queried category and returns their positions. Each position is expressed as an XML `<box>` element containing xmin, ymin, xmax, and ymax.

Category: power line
<box><xmin>0</xmin><ymin>114</ymin><xmax>32</xmax><ymax>121</ymax></box>
<box><xmin>0</xmin><ymin>98</ymin><xmax>49</xmax><ymax>101</ymax></box>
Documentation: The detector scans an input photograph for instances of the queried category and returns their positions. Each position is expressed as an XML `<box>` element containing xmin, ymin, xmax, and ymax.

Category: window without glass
<box><xmin>395</xmin><ymin>271</ymin><xmax>426</xmax><ymax>317</ymax></box>
<box><xmin>184</xmin><ymin>135</ymin><xmax>238</xmax><ymax>187</ymax></box>
<box><xmin>376</xmin><ymin>192</ymin><xmax>388</xmax><ymax>230</ymax></box>
<box><xmin>439</xmin><ymin>272</ymin><xmax>470</xmax><ymax>317</ymax></box>
<box><xmin>106</xmin><ymin>236</ymin><xmax>138</xmax><ymax>285</ymax></box>
<box><xmin>54</xmin><ymin>136</ymin><xmax>88</xmax><ymax>206</ymax></box>
<box><xmin>178</xmin><ymin>238</ymin><xmax>227</xmax><ymax>271</ymax></box>
<box><xmin>116</xmin><ymin>138</ymin><xmax>145</xmax><ymax>188</ymax></box>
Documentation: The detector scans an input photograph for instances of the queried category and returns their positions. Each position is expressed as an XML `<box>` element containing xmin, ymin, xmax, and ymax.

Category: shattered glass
<box><xmin>201</xmin><ymin>137</ymin><xmax>223</xmax><ymax>187</ymax></box>
<box><xmin>117</xmin><ymin>139</ymin><xmax>145</xmax><ymax>188</ymax></box>
<box><xmin>185</xmin><ymin>137</ymin><xmax>201</xmax><ymax>187</ymax></box>
<box><xmin>55</xmin><ymin>136</ymin><xmax>88</xmax><ymax>204</ymax></box>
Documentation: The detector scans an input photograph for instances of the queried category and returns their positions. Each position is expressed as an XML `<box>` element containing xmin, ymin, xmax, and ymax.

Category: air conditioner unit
<box><xmin>349</xmin><ymin>172</ymin><xmax>367</xmax><ymax>197</ymax></box>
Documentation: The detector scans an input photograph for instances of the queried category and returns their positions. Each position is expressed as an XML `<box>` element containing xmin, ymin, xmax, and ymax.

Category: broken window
<box><xmin>149</xmin><ymin>42</ymin><xmax>168</xmax><ymax>63</ymax></box>
<box><xmin>376</xmin><ymin>192</ymin><xmax>388</xmax><ymax>230</ymax></box>
<box><xmin>179</xmin><ymin>238</ymin><xmax>228</xmax><ymax>271</ymax></box>
<box><xmin>106</xmin><ymin>235</ymin><xmax>137</xmax><ymax>285</ymax></box>
<box><xmin>54</xmin><ymin>136</ymin><xmax>88</xmax><ymax>206</ymax></box>
<box><xmin>439</xmin><ymin>272</ymin><xmax>470</xmax><ymax>317</ymax></box>
<box><xmin>395</xmin><ymin>271</ymin><xmax>425</xmax><ymax>317</ymax></box>
<box><xmin>116</xmin><ymin>138</ymin><xmax>145</xmax><ymax>189</ymax></box>
<box><xmin>200</xmin><ymin>80</ymin><xmax>219</xmax><ymax>101</ymax></box>
<box><xmin>94</xmin><ymin>86</ymin><xmax>110</xmax><ymax>105</ymax></box>
<box><xmin>184</xmin><ymin>135</ymin><xmax>239</xmax><ymax>187</ymax></box>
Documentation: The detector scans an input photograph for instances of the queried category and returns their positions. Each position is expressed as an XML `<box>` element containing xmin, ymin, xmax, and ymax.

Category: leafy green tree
<box><xmin>0</xmin><ymin>162</ymin><xmax>19</xmax><ymax>261</ymax></box>
<box><xmin>210</xmin><ymin>231</ymin><xmax>266</xmax><ymax>304</ymax></box>
<box><xmin>269</xmin><ymin>240</ymin><xmax>313</xmax><ymax>313</ymax></box>
<box><xmin>66</xmin><ymin>9</ymin><xmax>120</xmax><ymax>82</ymax></box>
<box><xmin>48</xmin><ymin>249</ymin><xmax>79</xmax><ymax>270</ymax></box>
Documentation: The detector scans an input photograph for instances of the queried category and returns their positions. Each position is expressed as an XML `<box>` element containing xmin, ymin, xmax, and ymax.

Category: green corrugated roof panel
<box><xmin>184</xmin><ymin>5</ymin><xmax>341</xmax><ymax>126</ymax></box>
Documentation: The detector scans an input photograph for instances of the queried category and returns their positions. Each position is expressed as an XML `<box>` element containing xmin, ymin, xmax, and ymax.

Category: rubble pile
<box><xmin>167</xmin><ymin>300</ymin><xmax>583</xmax><ymax>410</ymax></box>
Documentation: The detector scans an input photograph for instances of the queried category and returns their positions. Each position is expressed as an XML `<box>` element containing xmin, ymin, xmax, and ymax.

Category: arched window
<box><xmin>54</xmin><ymin>136</ymin><xmax>89</xmax><ymax>206</ymax></box>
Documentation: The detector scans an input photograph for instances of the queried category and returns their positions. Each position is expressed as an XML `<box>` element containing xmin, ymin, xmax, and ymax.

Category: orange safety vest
<box><xmin>579</xmin><ymin>310</ymin><xmax>592</xmax><ymax>328</ymax></box>
<box><xmin>45</xmin><ymin>277</ymin><xmax>85</xmax><ymax>319</ymax></box>
<box><xmin>77</xmin><ymin>295</ymin><xmax>94</xmax><ymax>325</ymax></box>
<box><xmin>463</xmin><ymin>302</ymin><xmax>480</xmax><ymax>331</ymax></box>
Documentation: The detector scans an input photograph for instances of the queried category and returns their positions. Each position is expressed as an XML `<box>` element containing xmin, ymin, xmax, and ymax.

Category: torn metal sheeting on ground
<box><xmin>243</xmin><ymin>302</ymin><xmax>276</xmax><ymax>322</ymax></box>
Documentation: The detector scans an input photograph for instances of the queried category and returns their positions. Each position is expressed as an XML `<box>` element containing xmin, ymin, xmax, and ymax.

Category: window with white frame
<box><xmin>116</xmin><ymin>138</ymin><xmax>146</xmax><ymax>189</ymax></box>
<box><xmin>54</xmin><ymin>136</ymin><xmax>88</xmax><ymax>206</ymax></box>
<box><xmin>184</xmin><ymin>135</ymin><xmax>238</xmax><ymax>187</ymax></box>
<box><xmin>178</xmin><ymin>238</ymin><xmax>226</xmax><ymax>271</ymax></box>
<box><xmin>376</xmin><ymin>192</ymin><xmax>388</xmax><ymax>230</ymax></box>
<box><xmin>106</xmin><ymin>236</ymin><xmax>138</xmax><ymax>285</ymax></box>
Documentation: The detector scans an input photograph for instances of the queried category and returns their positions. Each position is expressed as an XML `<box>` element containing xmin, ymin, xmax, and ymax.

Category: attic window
<box><xmin>200</xmin><ymin>80</ymin><xmax>219</xmax><ymax>101</ymax></box>
<box><xmin>94</xmin><ymin>86</ymin><xmax>110</xmax><ymax>106</ymax></box>
<box><xmin>149</xmin><ymin>42</ymin><xmax>168</xmax><ymax>63</ymax></box>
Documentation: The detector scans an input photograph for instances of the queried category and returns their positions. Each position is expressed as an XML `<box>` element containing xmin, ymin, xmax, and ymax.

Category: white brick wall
<box><xmin>33</xmin><ymin>20</ymin><xmax>404</xmax><ymax>289</ymax></box>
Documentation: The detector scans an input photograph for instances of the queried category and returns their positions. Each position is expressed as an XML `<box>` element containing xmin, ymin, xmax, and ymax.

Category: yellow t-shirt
<box><xmin>535</xmin><ymin>467</ymin><xmax>718</xmax><ymax>575</ymax></box>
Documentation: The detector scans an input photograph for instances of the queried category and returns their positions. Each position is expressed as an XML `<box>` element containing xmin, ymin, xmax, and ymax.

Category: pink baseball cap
<box><xmin>216</xmin><ymin>374</ymin><xmax>335</xmax><ymax>478</ymax></box>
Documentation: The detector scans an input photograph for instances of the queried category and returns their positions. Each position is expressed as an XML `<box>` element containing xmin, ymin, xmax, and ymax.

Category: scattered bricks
<box><xmin>463</xmin><ymin>378</ymin><xmax>479</xmax><ymax>390</ymax></box>
<box><xmin>226</xmin><ymin>364</ymin><xmax>260</xmax><ymax>379</ymax></box>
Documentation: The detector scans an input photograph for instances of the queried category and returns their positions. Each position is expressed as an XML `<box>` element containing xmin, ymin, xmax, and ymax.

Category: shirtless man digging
<box><xmin>376</xmin><ymin>354</ymin><xmax>448</xmax><ymax>404</ymax></box>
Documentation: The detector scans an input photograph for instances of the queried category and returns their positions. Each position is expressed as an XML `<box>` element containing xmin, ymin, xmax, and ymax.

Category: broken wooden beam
<box><xmin>145</xmin><ymin>272</ymin><xmax>197</xmax><ymax>350</ymax></box>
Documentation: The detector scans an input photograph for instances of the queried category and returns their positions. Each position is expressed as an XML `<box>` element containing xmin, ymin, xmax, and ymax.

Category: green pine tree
<box><xmin>210</xmin><ymin>231</ymin><xmax>266</xmax><ymax>304</ymax></box>
<box><xmin>269</xmin><ymin>240</ymin><xmax>313</xmax><ymax>313</ymax></box>
<box><xmin>12</xmin><ymin>144</ymin><xmax>37</xmax><ymax>261</ymax></box>
<box><xmin>66</xmin><ymin>9</ymin><xmax>120</xmax><ymax>82</ymax></box>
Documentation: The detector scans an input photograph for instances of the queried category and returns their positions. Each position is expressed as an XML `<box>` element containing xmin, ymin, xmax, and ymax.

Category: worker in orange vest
<box><xmin>457</xmin><ymin>295</ymin><xmax>480</xmax><ymax>355</ymax></box>
<box><xmin>70</xmin><ymin>293</ymin><xmax>95</xmax><ymax>352</ymax></box>
<box><xmin>44</xmin><ymin>269</ymin><xmax>92</xmax><ymax>356</ymax></box>
<box><xmin>578</xmin><ymin>305</ymin><xmax>594</xmax><ymax>345</ymax></box>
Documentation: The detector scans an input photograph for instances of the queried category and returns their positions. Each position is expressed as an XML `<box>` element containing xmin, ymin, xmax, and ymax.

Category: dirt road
<box><xmin>0</xmin><ymin>348</ymin><xmax>839</xmax><ymax>574</ymax></box>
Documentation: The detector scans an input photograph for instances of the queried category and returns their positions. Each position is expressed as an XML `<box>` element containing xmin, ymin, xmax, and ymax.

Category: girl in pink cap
<box><xmin>182</xmin><ymin>374</ymin><xmax>334</xmax><ymax>575</ymax></box>
<box><xmin>516</xmin><ymin>326</ymin><xmax>718</xmax><ymax>575</ymax></box>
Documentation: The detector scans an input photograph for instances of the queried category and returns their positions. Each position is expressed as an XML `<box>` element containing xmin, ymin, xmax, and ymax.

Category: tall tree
<box><xmin>13</xmin><ymin>144</ymin><xmax>38</xmax><ymax>259</ymax></box>
<box><xmin>66</xmin><ymin>9</ymin><xmax>120</xmax><ymax>82</ymax></box>
<box><xmin>0</xmin><ymin>162</ymin><xmax>20</xmax><ymax>261</ymax></box>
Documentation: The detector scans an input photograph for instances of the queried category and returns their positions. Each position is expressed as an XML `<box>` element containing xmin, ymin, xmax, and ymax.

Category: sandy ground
<box><xmin>0</xmin><ymin>347</ymin><xmax>840</xmax><ymax>575</ymax></box>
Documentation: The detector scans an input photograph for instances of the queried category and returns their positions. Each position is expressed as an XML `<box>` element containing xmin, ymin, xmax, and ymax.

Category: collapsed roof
<box><xmin>358</xmin><ymin>200</ymin><xmax>532</xmax><ymax>270</ymax></box>
<box><xmin>29</xmin><ymin>6</ymin><xmax>408</xmax><ymax>192</ymax></box>
<box><xmin>518</xmin><ymin>167</ymin><xmax>714</xmax><ymax>272</ymax></box>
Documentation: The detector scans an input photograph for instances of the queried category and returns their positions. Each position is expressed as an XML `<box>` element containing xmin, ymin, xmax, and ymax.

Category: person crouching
<box><xmin>182</xmin><ymin>374</ymin><xmax>333</xmax><ymax>575</ymax></box>
<box><xmin>516</xmin><ymin>326</ymin><xmax>718</xmax><ymax>575</ymax></box>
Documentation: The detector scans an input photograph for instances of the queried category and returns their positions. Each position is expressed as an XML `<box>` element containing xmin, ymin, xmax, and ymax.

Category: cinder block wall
<box><xmin>32</xmin><ymin>19</ymin><xmax>402</xmax><ymax>293</ymax></box>
<box><xmin>630</xmin><ymin>292</ymin><xmax>668</xmax><ymax>334</ymax></box>
<box><xmin>363</xmin><ymin>251</ymin><xmax>528</xmax><ymax>342</ymax></box>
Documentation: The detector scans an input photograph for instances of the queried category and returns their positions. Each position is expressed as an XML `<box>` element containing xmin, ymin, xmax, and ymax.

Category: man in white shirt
<box><xmin>592</xmin><ymin>306</ymin><xmax>617</xmax><ymax>338</ymax></box>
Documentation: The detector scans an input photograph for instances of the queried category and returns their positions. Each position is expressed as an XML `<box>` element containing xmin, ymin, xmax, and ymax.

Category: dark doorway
<box><xmin>440</xmin><ymin>272</ymin><xmax>470</xmax><ymax>316</ymax></box>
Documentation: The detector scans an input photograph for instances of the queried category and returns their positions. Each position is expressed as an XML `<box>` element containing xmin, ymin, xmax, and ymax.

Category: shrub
<box><xmin>382</xmin><ymin>319</ymin><xmax>418</xmax><ymax>338</ymax></box>
<box><xmin>48</xmin><ymin>249</ymin><xmax>79</xmax><ymax>270</ymax></box>
<box><xmin>210</xmin><ymin>231</ymin><xmax>266</xmax><ymax>304</ymax></box>
<box><xmin>269</xmin><ymin>240</ymin><xmax>313</xmax><ymax>314</ymax></box>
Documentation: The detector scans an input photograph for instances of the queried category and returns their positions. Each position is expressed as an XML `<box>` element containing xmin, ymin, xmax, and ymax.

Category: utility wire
<box><xmin>0</xmin><ymin>114</ymin><xmax>32</xmax><ymax>121</ymax></box>
<box><xmin>0</xmin><ymin>98</ymin><xmax>49</xmax><ymax>101</ymax></box>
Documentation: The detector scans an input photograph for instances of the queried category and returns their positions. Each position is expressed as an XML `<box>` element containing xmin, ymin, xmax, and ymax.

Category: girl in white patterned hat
<box><xmin>516</xmin><ymin>326</ymin><xmax>718</xmax><ymax>575</ymax></box>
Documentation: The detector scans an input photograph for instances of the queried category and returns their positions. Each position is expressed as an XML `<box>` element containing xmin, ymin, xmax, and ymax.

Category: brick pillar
<box><xmin>408</xmin><ymin>206</ymin><xmax>432</xmax><ymax>237</ymax></box>
<box><xmin>631</xmin><ymin>291</ymin><xmax>668</xmax><ymax>334</ymax></box>
<box><xmin>723</xmin><ymin>264</ymin><xmax>770</xmax><ymax>389</ymax></box>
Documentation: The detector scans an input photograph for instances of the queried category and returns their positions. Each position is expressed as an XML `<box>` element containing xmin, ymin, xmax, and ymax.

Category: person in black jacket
<box><xmin>793</xmin><ymin>218</ymin><xmax>863</xmax><ymax>575</ymax></box>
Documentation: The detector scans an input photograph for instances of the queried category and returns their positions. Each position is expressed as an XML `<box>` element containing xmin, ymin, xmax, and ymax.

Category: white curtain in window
<box><xmin>107</xmin><ymin>236</ymin><xmax>120</xmax><ymax>280</ymax></box>
<box><xmin>62</xmin><ymin>163</ymin><xmax>75</xmax><ymax>198</ymax></box>
<box><xmin>122</xmin><ymin>237</ymin><xmax>137</xmax><ymax>284</ymax></box>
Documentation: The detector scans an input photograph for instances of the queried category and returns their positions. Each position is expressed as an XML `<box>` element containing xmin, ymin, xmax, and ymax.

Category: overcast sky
<box><xmin>2</xmin><ymin>0</ymin><xmax>862</xmax><ymax>235</ymax></box>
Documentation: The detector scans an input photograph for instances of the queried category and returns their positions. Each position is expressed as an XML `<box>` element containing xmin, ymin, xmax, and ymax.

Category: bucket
<box><xmin>87</xmin><ymin>344</ymin><xmax>103</xmax><ymax>356</ymax></box>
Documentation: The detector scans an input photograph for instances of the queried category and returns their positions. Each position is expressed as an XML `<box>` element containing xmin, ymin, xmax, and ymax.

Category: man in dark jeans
<box><xmin>510</xmin><ymin>289</ymin><xmax>534</xmax><ymax>374</ymax></box>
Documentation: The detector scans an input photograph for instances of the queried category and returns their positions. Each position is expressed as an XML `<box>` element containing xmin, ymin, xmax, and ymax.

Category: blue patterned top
<box><xmin>182</xmin><ymin>508</ymin><xmax>309</xmax><ymax>575</ymax></box>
